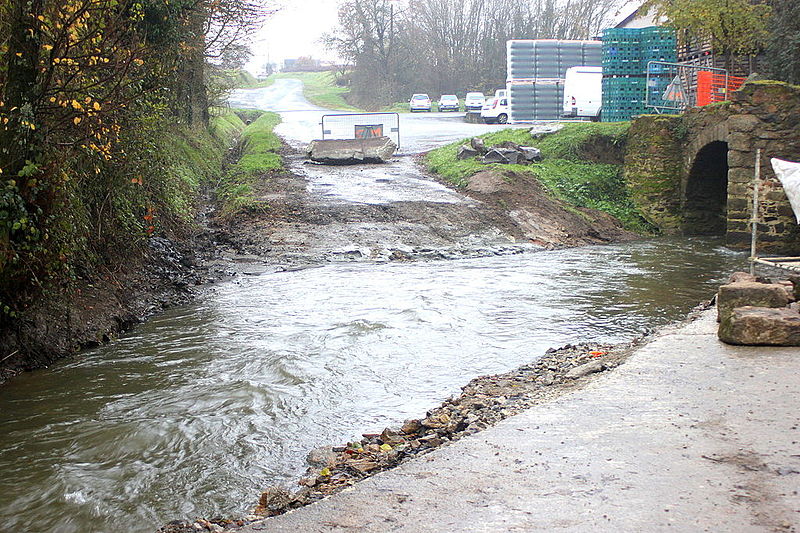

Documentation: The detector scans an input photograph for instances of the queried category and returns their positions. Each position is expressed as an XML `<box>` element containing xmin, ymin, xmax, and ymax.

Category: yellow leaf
<box><xmin>43</xmin><ymin>44</ymin><xmax>53</xmax><ymax>51</ymax></box>
<box><xmin>73</xmin><ymin>117</ymin><xmax>81</xmax><ymax>125</ymax></box>
<box><xmin>93</xmin><ymin>102</ymin><xmax>101</xmax><ymax>111</ymax></box>
<box><xmin>320</xmin><ymin>467</ymin><xmax>331</xmax><ymax>476</ymax></box>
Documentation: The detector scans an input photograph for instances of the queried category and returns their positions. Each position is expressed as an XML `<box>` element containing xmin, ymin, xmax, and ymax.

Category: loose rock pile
<box><xmin>717</xmin><ymin>272</ymin><xmax>800</xmax><ymax>345</ymax></box>
<box><xmin>457</xmin><ymin>137</ymin><xmax>542</xmax><ymax>165</ymax></box>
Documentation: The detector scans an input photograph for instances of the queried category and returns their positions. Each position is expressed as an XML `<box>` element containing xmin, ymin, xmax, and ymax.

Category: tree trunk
<box><xmin>174</xmin><ymin>12</ymin><xmax>208</xmax><ymax>128</ymax></box>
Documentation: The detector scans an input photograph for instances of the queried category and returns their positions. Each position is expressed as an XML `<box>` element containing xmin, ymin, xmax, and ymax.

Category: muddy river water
<box><xmin>0</xmin><ymin>83</ymin><xmax>748</xmax><ymax>532</ymax></box>
<box><xmin>0</xmin><ymin>239</ymin><xmax>745</xmax><ymax>532</ymax></box>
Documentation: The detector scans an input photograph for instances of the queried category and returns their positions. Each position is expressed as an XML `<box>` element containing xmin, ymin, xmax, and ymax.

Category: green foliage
<box><xmin>425</xmin><ymin>124</ymin><xmax>654</xmax><ymax>234</ymax></box>
<box><xmin>217</xmin><ymin>112</ymin><xmax>283</xmax><ymax>217</ymax></box>
<box><xmin>642</xmin><ymin>0</ymin><xmax>771</xmax><ymax>64</ymax></box>
<box><xmin>766</xmin><ymin>0</ymin><xmax>800</xmax><ymax>85</ymax></box>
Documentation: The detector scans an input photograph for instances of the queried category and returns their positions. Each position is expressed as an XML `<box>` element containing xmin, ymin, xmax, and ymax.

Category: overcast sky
<box><xmin>246</xmin><ymin>0</ymin><xmax>342</xmax><ymax>75</ymax></box>
<box><xmin>244</xmin><ymin>0</ymin><xmax>636</xmax><ymax>75</ymax></box>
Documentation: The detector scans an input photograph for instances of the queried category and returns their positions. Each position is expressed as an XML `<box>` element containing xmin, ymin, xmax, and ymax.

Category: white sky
<box><xmin>244</xmin><ymin>0</ymin><xmax>638</xmax><ymax>75</ymax></box>
<box><xmin>246</xmin><ymin>0</ymin><xmax>343</xmax><ymax>75</ymax></box>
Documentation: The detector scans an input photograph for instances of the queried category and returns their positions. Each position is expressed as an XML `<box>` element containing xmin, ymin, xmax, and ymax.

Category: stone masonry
<box><xmin>624</xmin><ymin>81</ymin><xmax>800</xmax><ymax>254</ymax></box>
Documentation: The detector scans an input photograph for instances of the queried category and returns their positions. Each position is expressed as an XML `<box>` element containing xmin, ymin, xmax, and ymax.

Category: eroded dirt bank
<box><xmin>210</xmin><ymin>149</ymin><xmax>637</xmax><ymax>268</ymax></box>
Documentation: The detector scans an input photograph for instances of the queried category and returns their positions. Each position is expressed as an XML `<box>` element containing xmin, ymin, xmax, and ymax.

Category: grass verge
<box><xmin>216</xmin><ymin>110</ymin><xmax>283</xmax><ymax>217</ymax></box>
<box><xmin>426</xmin><ymin>123</ymin><xmax>655</xmax><ymax>234</ymax></box>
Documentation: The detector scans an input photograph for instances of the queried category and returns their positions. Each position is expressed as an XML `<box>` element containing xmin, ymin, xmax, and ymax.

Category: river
<box><xmin>0</xmin><ymin>238</ymin><xmax>745</xmax><ymax>532</ymax></box>
<box><xmin>0</xmin><ymin>82</ymin><xmax>748</xmax><ymax>532</ymax></box>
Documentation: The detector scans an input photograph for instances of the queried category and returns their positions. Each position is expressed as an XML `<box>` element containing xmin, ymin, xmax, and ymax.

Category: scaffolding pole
<box><xmin>749</xmin><ymin>149</ymin><xmax>761</xmax><ymax>275</ymax></box>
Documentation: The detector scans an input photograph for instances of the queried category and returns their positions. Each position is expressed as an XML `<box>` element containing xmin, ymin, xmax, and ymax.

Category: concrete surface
<box><xmin>241</xmin><ymin>309</ymin><xmax>800</xmax><ymax>532</ymax></box>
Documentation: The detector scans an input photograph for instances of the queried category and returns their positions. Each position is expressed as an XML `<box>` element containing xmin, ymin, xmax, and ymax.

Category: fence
<box><xmin>321</xmin><ymin>113</ymin><xmax>400</xmax><ymax>150</ymax></box>
<box><xmin>645</xmin><ymin>61</ymin><xmax>745</xmax><ymax>114</ymax></box>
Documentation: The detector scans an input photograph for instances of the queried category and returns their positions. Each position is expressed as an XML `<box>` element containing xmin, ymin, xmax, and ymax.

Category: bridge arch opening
<box><xmin>683</xmin><ymin>141</ymin><xmax>729</xmax><ymax>235</ymax></box>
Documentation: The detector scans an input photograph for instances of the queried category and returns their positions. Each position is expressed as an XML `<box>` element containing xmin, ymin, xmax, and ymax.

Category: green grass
<box><xmin>217</xmin><ymin>111</ymin><xmax>283</xmax><ymax>216</ymax></box>
<box><xmin>425</xmin><ymin>123</ymin><xmax>655</xmax><ymax>234</ymax></box>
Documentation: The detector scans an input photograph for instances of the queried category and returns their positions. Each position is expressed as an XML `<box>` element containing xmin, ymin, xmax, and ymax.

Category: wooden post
<box><xmin>750</xmin><ymin>149</ymin><xmax>761</xmax><ymax>275</ymax></box>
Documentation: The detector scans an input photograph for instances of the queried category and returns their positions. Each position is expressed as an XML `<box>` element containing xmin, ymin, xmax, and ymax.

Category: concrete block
<box><xmin>717</xmin><ymin>282</ymin><xmax>790</xmax><ymax>323</ymax></box>
<box><xmin>719</xmin><ymin>306</ymin><xmax>800</xmax><ymax>346</ymax></box>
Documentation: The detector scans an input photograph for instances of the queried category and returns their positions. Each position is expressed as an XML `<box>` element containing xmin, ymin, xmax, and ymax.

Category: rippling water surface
<box><xmin>0</xmin><ymin>237</ymin><xmax>744</xmax><ymax>532</ymax></box>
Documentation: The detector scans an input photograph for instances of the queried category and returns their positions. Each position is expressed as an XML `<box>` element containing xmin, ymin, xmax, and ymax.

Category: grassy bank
<box><xmin>426</xmin><ymin>123</ymin><xmax>655</xmax><ymax>233</ymax></box>
<box><xmin>216</xmin><ymin>111</ymin><xmax>283</xmax><ymax>217</ymax></box>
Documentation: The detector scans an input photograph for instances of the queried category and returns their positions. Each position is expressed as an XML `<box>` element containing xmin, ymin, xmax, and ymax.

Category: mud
<box><xmin>212</xmin><ymin>148</ymin><xmax>636</xmax><ymax>269</ymax></box>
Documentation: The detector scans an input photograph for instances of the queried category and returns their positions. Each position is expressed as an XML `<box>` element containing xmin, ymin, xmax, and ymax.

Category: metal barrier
<box><xmin>645</xmin><ymin>61</ymin><xmax>732</xmax><ymax>114</ymax></box>
<box><xmin>321</xmin><ymin>113</ymin><xmax>400</xmax><ymax>150</ymax></box>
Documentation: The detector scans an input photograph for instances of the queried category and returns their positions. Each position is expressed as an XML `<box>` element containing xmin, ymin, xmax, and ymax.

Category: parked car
<box><xmin>438</xmin><ymin>94</ymin><xmax>460</xmax><ymax>112</ymax></box>
<box><xmin>464</xmin><ymin>92</ymin><xmax>486</xmax><ymax>112</ymax></box>
<box><xmin>480</xmin><ymin>96</ymin><xmax>509</xmax><ymax>124</ymax></box>
<box><xmin>409</xmin><ymin>93</ymin><xmax>432</xmax><ymax>112</ymax></box>
<box><xmin>562</xmin><ymin>66</ymin><xmax>602</xmax><ymax>121</ymax></box>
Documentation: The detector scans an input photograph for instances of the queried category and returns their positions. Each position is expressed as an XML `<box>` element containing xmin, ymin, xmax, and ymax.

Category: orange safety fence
<box><xmin>697</xmin><ymin>71</ymin><xmax>747</xmax><ymax>106</ymax></box>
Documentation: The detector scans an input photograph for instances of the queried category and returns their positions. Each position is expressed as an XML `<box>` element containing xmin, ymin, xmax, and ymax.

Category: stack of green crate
<box><xmin>601</xmin><ymin>27</ymin><xmax>676</xmax><ymax>122</ymax></box>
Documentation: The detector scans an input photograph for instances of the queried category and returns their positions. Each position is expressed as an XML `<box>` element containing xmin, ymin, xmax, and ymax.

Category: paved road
<box><xmin>228</xmin><ymin>79</ymin><xmax>533</xmax><ymax>154</ymax></box>
<box><xmin>238</xmin><ymin>309</ymin><xmax>800</xmax><ymax>532</ymax></box>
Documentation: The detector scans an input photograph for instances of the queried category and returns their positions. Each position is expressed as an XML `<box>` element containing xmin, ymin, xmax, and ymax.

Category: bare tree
<box><xmin>330</xmin><ymin>0</ymin><xmax>620</xmax><ymax>107</ymax></box>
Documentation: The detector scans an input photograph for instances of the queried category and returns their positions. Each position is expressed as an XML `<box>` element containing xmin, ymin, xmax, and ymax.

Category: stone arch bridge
<box><xmin>624</xmin><ymin>82</ymin><xmax>800</xmax><ymax>255</ymax></box>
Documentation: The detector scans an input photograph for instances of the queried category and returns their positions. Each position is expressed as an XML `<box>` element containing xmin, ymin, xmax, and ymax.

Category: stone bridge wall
<box><xmin>624</xmin><ymin>82</ymin><xmax>800</xmax><ymax>255</ymax></box>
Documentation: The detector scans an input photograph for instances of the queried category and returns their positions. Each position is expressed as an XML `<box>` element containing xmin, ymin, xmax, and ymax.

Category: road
<box><xmin>226</xmin><ymin>78</ymin><xmax>543</xmax><ymax>264</ymax></box>
<box><xmin>228</xmin><ymin>79</ymin><xmax>532</xmax><ymax>154</ymax></box>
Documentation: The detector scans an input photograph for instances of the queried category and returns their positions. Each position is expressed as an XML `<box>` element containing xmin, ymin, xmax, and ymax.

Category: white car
<box><xmin>409</xmin><ymin>93</ymin><xmax>432</xmax><ymax>112</ymax></box>
<box><xmin>438</xmin><ymin>94</ymin><xmax>460</xmax><ymax>112</ymax></box>
<box><xmin>481</xmin><ymin>96</ymin><xmax>509</xmax><ymax>124</ymax></box>
<box><xmin>464</xmin><ymin>92</ymin><xmax>485</xmax><ymax>112</ymax></box>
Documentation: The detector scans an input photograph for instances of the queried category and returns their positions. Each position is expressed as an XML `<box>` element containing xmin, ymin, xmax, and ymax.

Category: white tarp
<box><xmin>771</xmin><ymin>158</ymin><xmax>800</xmax><ymax>223</ymax></box>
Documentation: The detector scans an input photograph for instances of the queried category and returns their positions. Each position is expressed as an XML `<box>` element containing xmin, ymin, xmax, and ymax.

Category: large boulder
<box><xmin>518</xmin><ymin>146</ymin><xmax>542</xmax><ymax>162</ymax></box>
<box><xmin>717</xmin><ymin>281</ymin><xmax>790</xmax><ymax>323</ymax></box>
<box><xmin>470</xmin><ymin>137</ymin><xmax>488</xmax><ymax>154</ymax></box>
<box><xmin>483</xmin><ymin>148</ymin><xmax>521</xmax><ymax>164</ymax></box>
<box><xmin>307</xmin><ymin>137</ymin><xmax>397</xmax><ymax>165</ymax></box>
<box><xmin>457</xmin><ymin>144</ymin><xmax>479</xmax><ymax>160</ymax></box>
<box><xmin>719</xmin><ymin>306</ymin><xmax>800</xmax><ymax>346</ymax></box>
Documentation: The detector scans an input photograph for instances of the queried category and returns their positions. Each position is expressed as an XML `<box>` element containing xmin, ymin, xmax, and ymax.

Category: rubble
<box><xmin>458</xmin><ymin>137</ymin><xmax>543</xmax><ymax>165</ymax></box>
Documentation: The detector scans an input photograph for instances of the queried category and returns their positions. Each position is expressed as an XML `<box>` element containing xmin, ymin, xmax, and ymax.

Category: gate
<box><xmin>321</xmin><ymin>113</ymin><xmax>400</xmax><ymax>150</ymax></box>
<box><xmin>645</xmin><ymin>61</ymin><xmax>745</xmax><ymax>114</ymax></box>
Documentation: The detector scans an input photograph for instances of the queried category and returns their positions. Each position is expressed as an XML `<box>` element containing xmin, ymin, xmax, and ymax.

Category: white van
<box><xmin>562</xmin><ymin>66</ymin><xmax>602</xmax><ymax>121</ymax></box>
